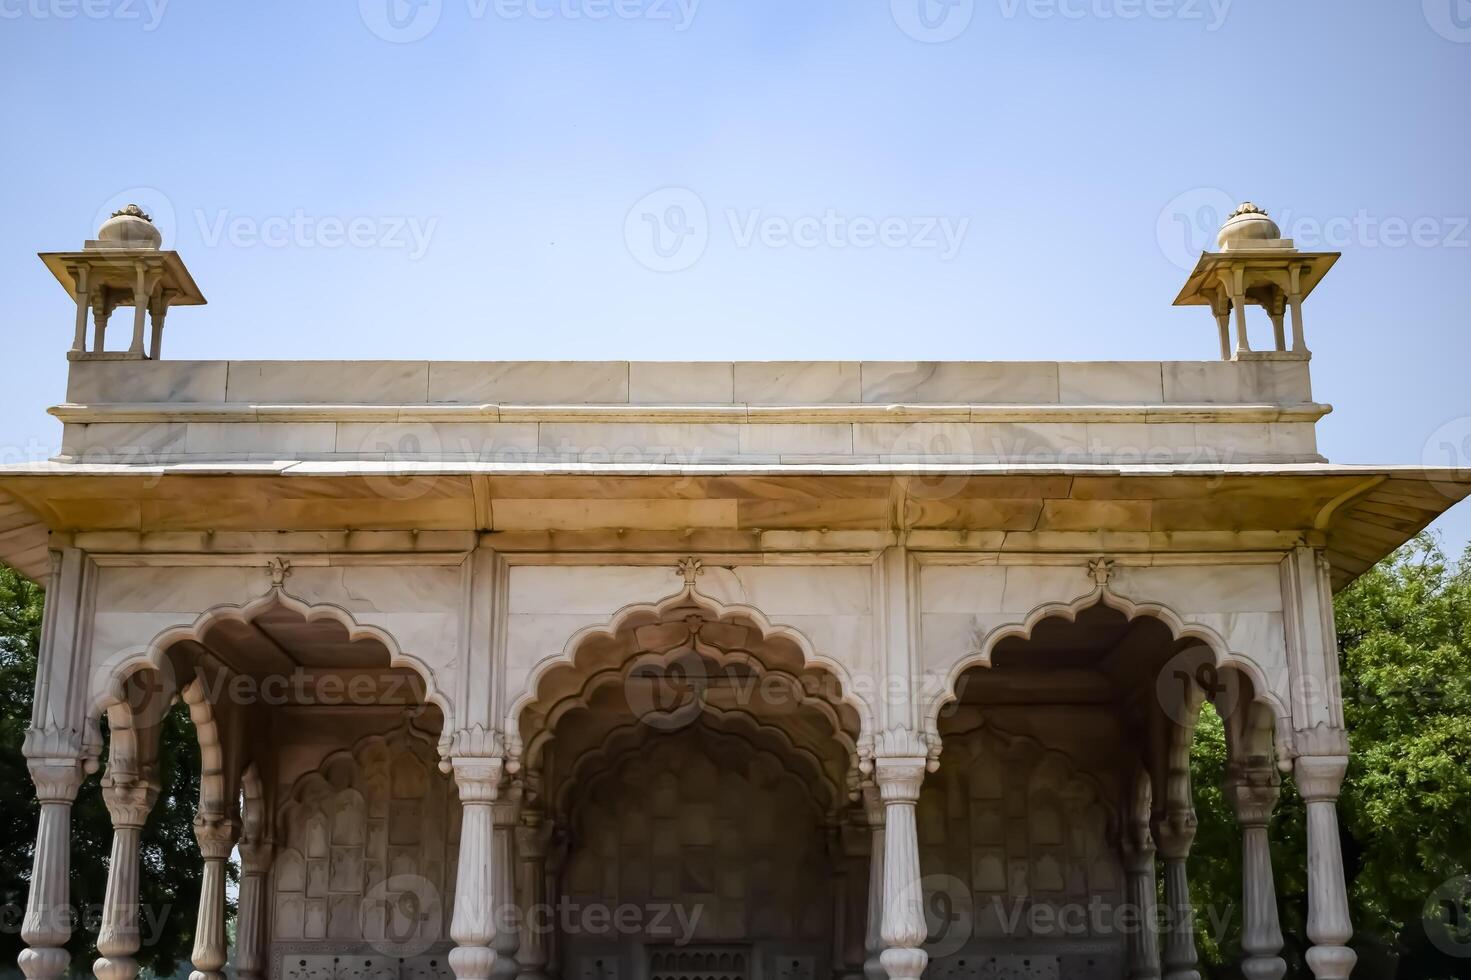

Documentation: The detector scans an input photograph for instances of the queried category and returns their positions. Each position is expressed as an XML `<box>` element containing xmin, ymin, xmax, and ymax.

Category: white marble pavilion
<box><xmin>4</xmin><ymin>203</ymin><xmax>1465</xmax><ymax>980</ymax></box>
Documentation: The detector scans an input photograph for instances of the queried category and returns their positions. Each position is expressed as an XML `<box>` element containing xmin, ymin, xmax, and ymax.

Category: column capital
<box><xmin>238</xmin><ymin>838</ymin><xmax>276</xmax><ymax>875</ymax></box>
<box><xmin>1293</xmin><ymin>754</ymin><xmax>1347</xmax><ymax>803</ymax></box>
<box><xmin>101</xmin><ymin>775</ymin><xmax>161</xmax><ymax>829</ymax></box>
<box><xmin>192</xmin><ymin>813</ymin><xmax>240</xmax><ymax>860</ymax></box>
<box><xmin>448</xmin><ymin>725</ymin><xmax>507</xmax><ymax>803</ymax></box>
<box><xmin>515</xmin><ymin>812</ymin><xmax>552</xmax><ymax>859</ymax></box>
<box><xmin>1226</xmin><ymin>766</ymin><xmax>1281</xmax><ymax>827</ymax></box>
<box><xmin>23</xmin><ymin>725</ymin><xmax>96</xmax><ymax>802</ymax></box>
<box><xmin>1151</xmin><ymin>808</ymin><xmax>1198</xmax><ymax>861</ymax></box>
<box><xmin>869</xmin><ymin>726</ymin><xmax>931</xmax><ymax>804</ymax></box>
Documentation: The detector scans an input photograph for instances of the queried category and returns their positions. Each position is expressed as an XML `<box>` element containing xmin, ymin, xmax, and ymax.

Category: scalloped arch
<box><xmin>509</xmin><ymin>583</ymin><xmax>873</xmax><ymax>741</ymax></box>
<box><xmin>551</xmin><ymin>706</ymin><xmax>846</xmax><ymax>821</ymax></box>
<box><xmin>923</xmin><ymin>582</ymin><xmax>1287</xmax><ymax>732</ymax></box>
<box><xmin>89</xmin><ymin>585</ymin><xmax>455</xmax><ymax>740</ymax></box>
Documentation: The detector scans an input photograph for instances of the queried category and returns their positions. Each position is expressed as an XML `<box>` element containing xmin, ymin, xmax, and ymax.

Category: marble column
<box><xmin>862</xmin><ymin>791</ymin><xmax>887</xmax><ymax>980</ymax></box>
<box><xmin>235</xmin><ymin>838</ymin><xmax>276</xmax><ymax>980</ymax></box>
<box><xmin>188</xmin><ymin>813</ymin><xmax>240</xmax><ymax>980</ymax></box>
<box><xmin>18</xmin><ymin>743</ymin><xmax>90</xmax><ymax>980</ymax></box>
<box><xmin>491</xmin><ymin>799</ymin><xmax>522</xmax><ymax>980</ymax></box>
<box><xmin>449</xmin><ymin>729</ymin><xmax>506</xmax><ymax>980</ymax></box>
<box><xmin>515</xmin><ymin>812</ymin><xmax>552</xmax><ymax>980</ymax></box>
<box><xmin>1122</xmin><ymin>820</ymin><xmax>1162</xmax><ymax>980</ymax></box>
<box><xmin>873</xmin><ymin>728</ymin><xmax>930</xmax><ymax>980</ymax></box>
<box><xmin>1152</xmin><ymin>813</ymin><xmax>1200</xmax><ymax>980</ymax></box>
<box><xmin>1226</xmin><ymin>766</ymin><xmax>1286</xmax><ymax>980</ymax></box>
<box><xmin>94</xmin><ymin>775</ymin><xmax>162</xmax><ymax>980</ymax></box>
<box><xmin>1295</xmin><ymin>753</ymin><xmax>1356</xmax><ymax>980</ymax></box>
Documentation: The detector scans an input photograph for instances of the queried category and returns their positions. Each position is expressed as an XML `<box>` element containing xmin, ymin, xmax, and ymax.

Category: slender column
<box><xmin>1122</xmin><ymin>821</ymin><xmax>1162</xmax><ymax>980</ymax></box>
<box><xmin>491</xmin><ymin>799</ymin><xmax>522</xmax><ymax>980</ymax></box>
<box><xmin>92</xmin><ymin>292</ymin><xmax>114</xmax><ymax>352</ymax></box>
<box><xmin>862</xmin><ymin>789</ymin><xmax>887</xmax><ymax>980</ymax></box>
<box><xmin>1214</xmin><ymin>310</ymin><xmax>1231</xmax><ymax>361</ymax></box>
<box><xmin>515</xmin><ymin>812</ymin><xmax>551</xmax><ymax>980</ymax></box>
<box><xmin>18</xmin><ymin>746</ymin><xmax>89</xmax><ymax>980</ymax></box>
<box><xmin>129</xmin><ymin>262</ymin><xmax>148</xmax><ymax>356</ymax></box>
<box><xmin>1152</xmin><ymin>815</ymin><xmax>1200</xmax><ymax>980</ymax></box>
<box><xmin>235</xmin><ymin>838</ymin><xmax>275</xmax><ymax>980</ymax></box>
<box><xmin>1296</xmin><ymin>753</ymin><xmax>1356</xmax><ymax>980</ymax></box>
<box><xmin>449</xmin><ymin>728</ymin><xmax>506</xmax><ymax>980</ymax></box>
<box><xmin>1269</xmin><ymin>308</ymin><xmax>1287</xmax><ymax>352</ymax></box>
<box><xmin>94</xmin><ymin>775</ymin><xmax>162</xmax><ymax>980</ymax></box>
<box><xmin>837</xmin><ymin>818</ymin><xmax>869</xmax><ymax>980</ymax></box>
<box><xmin>1288</xmin><ymin>264</ymin><xmax>1307</xmax><ymax>353</ymax></box>
<box><xmin>71</xmin><ymin>265</ymin><xmax>90</xmax><ymax>353</ymax></box>
<box><xmin>148</xmin><ymin>293</ymin><xmax>169</xmax><ymax>360</ymax></box>
<box><xmin>1226</xmin><ymin>766</ymin><xmax>1286</xmax><ymax>980</ymax></box>
<box><xmin>188</xmin><ymin>814</ymin><xmax>239</xmax><ymax>980</ymax></box>
<box><xmin>1230</xmin><ymin>266</ymin><xmax>1251</xmax><ymax>356</ymax></box>
<box><xmin>873</xmin><ymin>728</ymin><xmax>929</xmax><ymax>980</ymax></box>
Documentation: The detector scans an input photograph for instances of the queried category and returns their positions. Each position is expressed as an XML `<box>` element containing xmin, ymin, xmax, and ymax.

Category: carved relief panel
<box><xmin>917</xmin><ymin>725</ymin><xmax>1125</xmax><ymax>978</ymax></box>
<box><xmin>272</xmin><ymin>725</ymin><xmax>459</xmax><ymax>965</ymax></box>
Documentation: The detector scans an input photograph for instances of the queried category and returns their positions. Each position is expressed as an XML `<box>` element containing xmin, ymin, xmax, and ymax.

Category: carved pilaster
<box><xmin>1122</xmin><ymin>788</ymin><xmax>1161</xmax><ymax>980</ymax></box>
<box><xmin>491</xmin><ymin>794</ymin><xmax>523</xmax><ymax>980</ymax></box>
<box><xmin>861</xmin><ymin>787</ymin><xmax>886</xmax><ymax>980</ymax></box>
<box><xmin>871</xmin><ymin>727</ymin><xmax>929</xmax><ymax>980</ymax></box>
<box><xmin>449</xmin><ymin>727</ymin><xmax>506</xmax><ymax>980</ymax></box>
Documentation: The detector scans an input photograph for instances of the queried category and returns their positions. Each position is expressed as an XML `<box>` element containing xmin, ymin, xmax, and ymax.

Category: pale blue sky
<box><xmin>2</xmin><ymin>0</ymin><xmax>1469</xmax><ymax>549</ymax></box>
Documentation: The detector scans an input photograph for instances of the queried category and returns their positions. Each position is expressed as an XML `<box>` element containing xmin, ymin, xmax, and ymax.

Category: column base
<box><xmin>1240</xmin><ymin>954</ymin><xmax>1287</xmax><ymax>980</ymax></box>
<box><xmin>878</xmin><ymin>947</ymin><xmax>926</xmax><ymax>980</ymax></box>
<box><xmin>1305</xmin><ymin>944</ymin><xmax>1356</xmax><ymax>980</ymax></box>
<box><xmin>93</xmin><ymin>954</ymin><xmax>140</xmax><ymax>980</ymax></box>
<box><xmin>451</xmin><ymin>945</ymin><xmax>498</xmax><ymax>980</ymax></box>
<box><xmin>18</xmin><ymin>946</ymin><xmax>70</xmax><ymax>980</ymax></box>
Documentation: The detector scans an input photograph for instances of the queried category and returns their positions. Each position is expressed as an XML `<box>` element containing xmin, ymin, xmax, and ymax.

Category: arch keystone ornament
<box><xmin>870</xmin><ymin>726</ymin><xmax>933</xmax><ymax>980</ymax></box>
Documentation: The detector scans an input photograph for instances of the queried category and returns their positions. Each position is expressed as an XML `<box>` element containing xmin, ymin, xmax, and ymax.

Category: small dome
<box><xmin>96</xmin><ymin>204</ymin><xmax>162</xmax><ymax>249</ymax></box>
<box><xmin>1216</xmin><ymin>202</ymin><xmax>1281</xmax><ymax>250</ymax></box>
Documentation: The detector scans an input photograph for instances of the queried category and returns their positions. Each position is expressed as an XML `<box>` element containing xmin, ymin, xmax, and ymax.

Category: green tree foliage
<box><xmin>0</xmin><ymin>564</ymin><xmax>209</xmax><ymax>977</ymax></box>
<box><xmin>1191</xmin><ymin>535</ymin><xmax>1471</xmax><ymax>979</ymax></box>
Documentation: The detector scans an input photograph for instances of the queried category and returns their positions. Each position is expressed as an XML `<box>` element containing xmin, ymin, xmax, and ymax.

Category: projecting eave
<box><xmin>0</xmin><ymin>461</ymin><xmax>1464</xmax><ymax>592</ymax></box>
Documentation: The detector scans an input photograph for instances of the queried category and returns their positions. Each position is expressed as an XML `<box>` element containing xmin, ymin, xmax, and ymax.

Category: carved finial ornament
<box><xmin>1087</xmin><ymin>556</ymin><xmax>1115</xmax><ymax>588</ymax></box>
<box><xmin>268</xmin><ymin>556</ymin><xmax>292</xmax><ymax>590</ymax></box>
<box><xmin>677</xmin><ymin>556</ymin><xmax>704</xmax><ymax>589</ymax></box>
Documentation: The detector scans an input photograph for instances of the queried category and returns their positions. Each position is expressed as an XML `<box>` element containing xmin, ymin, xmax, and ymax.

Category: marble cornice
<box><xmin>49</xmin><ymin>400</ymin><xmax>1334</xmax><ymax>425</ymax></box>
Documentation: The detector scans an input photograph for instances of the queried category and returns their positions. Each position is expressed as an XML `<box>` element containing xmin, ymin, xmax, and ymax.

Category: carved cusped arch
<box><xmin>89</xmin><ymin>584</ymin><xmax>456</xmax><ymax>755</ymax></box>
<box><xmin>924</xmin><ymin>581</ymin><xmax>1288</xmax><ymax>734</ymax></box>
<box><xmin>511</xmin><ymin>583</ymin><xmax>872</xmax><ymax>749</ymax></box>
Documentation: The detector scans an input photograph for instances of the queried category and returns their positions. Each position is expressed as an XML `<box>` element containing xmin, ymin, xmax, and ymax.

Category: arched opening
<box><xmin>927</xmin><ymin>600</ymin><xmax>1275</xmax><ymax>980</ymax></box>
<box><xmin>519</xmin><ymin>592</ymin><xmax>865</xmax><ymax>980</ymax></box>
<box><xmin>104</xmin><ymin>595</ymin><xmax>449</xmax><ymax>979</ymax></box>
